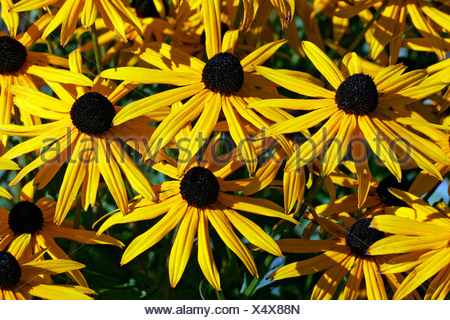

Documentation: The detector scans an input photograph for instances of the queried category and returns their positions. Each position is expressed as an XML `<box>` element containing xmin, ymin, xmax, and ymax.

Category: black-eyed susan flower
<box><xmin>10</xmin><ymin>0</ymin><xmax>143</xmax><ymax>46</ymax></box>
<box><xmin>100</xmin><ymin>0</ymin><xmax>287</xmax><ymax>176</ymax></box>
<box><xmin>0</xmin><ymin>15</ymin><xmax>92</xmax><ymax>154</ymax></box>
<box><xmin>334</xmin><ymin>0</ymin><xmax>450</xmax><ymax>63</ymax></box>
<box><xmin>251</xmin><ymin>41</ymin><xmax>450</xmax><ymax>201</ymax></box>
<box><xmin>269</xmin><ymin>212</ymin><xmax>419</xmax><ymax>299</ymax></box>
<box><xmin>368</xmin><ymin>188</ymin><xmax>450</xmax><ymax>300</ymax></box>
<box><xmin>0</xmin><ymin>51</ymin><xmax>166</xmax><ymax>225</ymax></box>
<box><xmin>0</xmin><ymin>245</ymin><xmax>95</xmax><ymax>299</ymax></box>
<box><xmin>97</xmin><ymin>135</ymin><xmax>300</xmax><ymax>291</ymax></box>
<box><xmin>0</xmin><ymin>181</ymin><xmax>123</xmax><ymax>286</ymax></box>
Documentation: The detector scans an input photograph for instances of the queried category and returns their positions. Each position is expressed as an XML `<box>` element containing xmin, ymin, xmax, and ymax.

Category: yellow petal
<box><xmin>1</xmin><ymin>0</ymin><xmax>19</xmax><ymax>37</ymax></box>
<box><xmin>368</xmin><ymin>233</ymin><xmax>449</xmax><ymax>255</ymax></box>
<box><xmin>241</xmin><ymin>39</ymin><xmax>287</xmax><ymax>72</ymax></box>
<box><xmin>207</xmin><ymin>205</ymin><xmax>258</xmax><ymax>277</ymax></box>
<box><xmin>358</xmin><ymin>115</ymin><xmax>401</xmax><ymax>181</ymax></box>
<box><xmin>393</xmin><ymin>247</ymin><xmax>450</xmax><ymax>300</ymax></box>
<box><xmin>221</xmin><ymin>30</ymin><xmax>239</xmax><ymax>53</ymax></box>
<box><xmin>302</xmin><ymin>40</ymin><xmax>345</xmax><ymax>89</ymax></box>
<box><xmin>121</xmin><ymin>200</ymin><xmax>187</xmax><ymax>265</ymax></box>
<box><xmin>9</xmin><ymin>0</ymin><xmax>56</xmax><ymax>12</ymax></box>
<box><xmin>370</xmin><ymin>215</ymin><xmax>445</xmax><ymax>236</ymax></box>
<box><xmin>25</xmin><ymin>65</ymin><xmax>92</xmax><ymax>86</ymax></box>
<box><xmin>80</xmin><ymin>0</ymin><xmax>98</xmax><ymax>27</ymax></box>
<box><xmin>255</xmin><ymin>66</ymin><xmax>335</xmax><ymax>98</ymax></box>
<box><xmin>168</xmin><ymin>206</ymin><xmax>198</xmax><ymax>287</ymax></box>
<box><xmin>197</xmin><ymin>209</ymin><xmax>221</xmax><ymax>290</ymax></box>
<box><xmin>217</xmin><ymin>192</ymin><xmax>301</xmax><ymax>226</ymax></box>
<box><xmin>100</xmin><ymin>67</ymin><xmax>201</xmax><ymax>85</ymax></box>
<box><xmin>202</xmin><ymin>0</ymin><xmax>221</xmax><ymax>58</ymax></box>
<box><xmin>113</xmin><ymin>83</ymin><xmax>204</xmax><ymax>126</ymax></box>
<box><xmin>223</xmin><ymin>207</ymin><xmax>282</xmax><ymax>257</ymax></box>
<box><xmin>362</xmin><ymin>257</ymin><xmax>388</xmax><ymax>300</ymax></box>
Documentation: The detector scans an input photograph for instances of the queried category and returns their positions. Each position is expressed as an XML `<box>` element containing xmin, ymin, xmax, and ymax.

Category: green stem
<box><xmin>215</xmin><ymin>290</ymin><xmax>225</xmax><ymax>300</ymax></box>
<box><xmin>241</xmin><ymin>174</ymin><xmax>326</xmax><ymax>299</ymax></box>
<box><xmin>91</xmin><ymin>23</ymin><xmax>102</xmax><ymax>73</ymax></box>
<box><xmin>339</xmin><ymin>0</ymin><xmax>389</xmax><ymax>62</ymax></box>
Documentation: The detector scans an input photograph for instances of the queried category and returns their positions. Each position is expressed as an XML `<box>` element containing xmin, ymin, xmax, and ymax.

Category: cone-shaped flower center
<box><xmin>0</xmin><ymin>36</ymin><xmax>27</xmax><ymax>75</ymax></box>
<box><xmin>70</xmin><ymin>92</ymin><xmax>116</xmax><ymax>136</ymax></box>
<box><xmin>180</xmin><ymin>167</ymin><xmax>220</xmax><ymax>208</ymax></box>
<box><xmin>132</xmin><ymin>0</ymin><xmax>168</xmax><ymax>18</ymax></box>
<box><xmin>202</xmin><ymin>52</ymin><xmax>244</xmax><ymax>96</ymax></box>
<box><xmin>345</xmin><ymin>218</ymin><xmax>385</xmax><ymax>256</ymax></box>
<box><xmin>0</xmin><ymin>251</ymin><xmax>22</xmax><ymax>289</ymax></box>
<box><xmin>335</xmin><ymin>73</ymin><xmax>378</xmax><ymax>115</ymax></box>
<box><xmin>8</xmin><ymin>201</ymin><xmax>44</xmax><ymax>235</ymax></box>
<box><xmin>376</xmin><ymin>175</ymin><xmax>411</xmax><ymax>206</ymax></box>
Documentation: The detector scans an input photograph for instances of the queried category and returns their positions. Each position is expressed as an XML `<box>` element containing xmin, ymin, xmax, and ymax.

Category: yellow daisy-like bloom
<box><xmin>0</xmin><ymin>51</ymin><xmax>164</xmax><ymax>225</ymax></box>
<box><xmin>0</xmin><ymin>14</ymin><xmax>92</xmax><ymax>154</ymax></box>
<box><xmin>368</xmin><ymin>189</ymin><xmax>450</xmax><ymax>300</ymax></box>
<box><xmin>10</xmin><ymin>0</ymin><xmax>143</xmax><ymax>46</ymax></box>
<box><xmin>334</xmin><ymin>0</ymin><xmax>450</xmax><ymax>62</ymax></box>
<box><xmin>0</xmin><ymin>181</ymin><xmax>123</xmax><ymax>286</ymax></box>
<box><xmin>97</xmin><ymin>135</ymin><xmax>300</xmax><ymax>291</ymax></box>
<box><xmin>251</xmin><ymin>41</ymin><xmax>450</xmax><ymax>203</ymax></box>
<box><xmin>0</xmin><ymin>158</ymin><xmax>19</xmax><ymax>199</ymax></box>
<box><xmin>100</xmin><ymin>0</ymin><xmax>288</xmax><ymax>176</ymax></box>
<box><xmin>0</xmin><ymin>245</ymin><xmax>95</xmax><ymax>299</ymax></box>
<box><xmin>269</xmin><ymin>212</ymin><xmax>419</xmax><ymax>299</ymax></box>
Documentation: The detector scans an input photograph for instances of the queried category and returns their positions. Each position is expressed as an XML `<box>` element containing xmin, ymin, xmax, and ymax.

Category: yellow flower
<box><xmin>0</xmin><ymin>181</ymin><xmax>123</xmax><ymax>286</ymax></box>
<box><xmin>0</xmin><ymin>15</ymin><xmax>92</xmax><ymax>154</ymax></box>
<box><xmin>0</xmin><ymin>246</ymin><xmax>95</xmax><ymax>299</ymax></box>
<box><xmin>251</xmin><ymin>41</ymin><xmax>449</xmax><ymax>204</ymax></box>
<box><xmin>100</xmin><ymin>0</ymin><xmax>288</xmax><ymax>176</ymax></box>
<box><xmin>10</xmin><ymin>0</ymin><xmax>143</xmax><ymax>46</ymax></box>
<box><xmin>368</xmin><ymin>188</ymin><xmax>450</xmax><ymax>300</ymax></box>
<box><xmin>97</xmin><ymin>135</ymin><xmax>300</xmax><ymax>291</ymax></box>
<box><xmin>270</xmin><ymin>213</ymin><xmax>418</xmax><ymax>299</ymax></box>
<box><xmin>0</xmin><ymin>51</ymin><xmax>165</xmax><ymax>224</ymax></box>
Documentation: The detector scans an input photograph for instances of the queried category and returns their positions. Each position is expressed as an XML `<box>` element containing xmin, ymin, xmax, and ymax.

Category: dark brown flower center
<box><xmin>131</xmin><ymin>0</ymin><xmax>169</xmax><ymax>18</ymax></box>
<box><xmin>70</xmin><ymin>92</ymin><xmax>116</xmax><ymax>136</ymax></box>
<box><xmin>8</xmin><ymin>201</ymin><xmax>44</xmax><ymax>235</ymax></box>
<box><xmin>335</xmin><ymin>73</ymin><xmax>378</xmax><ymax>115</ymax></box>
<box><xmin>345</xmin><ymin>218</ymin><xmax>385</xmax><ymax>256</ymax></box>
<box><xmin>180</xmin><ymin>167</ymin><xmax>220</xmax><ymax>208</ymax></box>
<box><xmin>376</xmin><ymin>175</ymin><xmax>411</xmax><ymax>206</ymax></box>
<box><xmin>0</xmin><ymin>251</ymin><xmax>21</xmax><ymax>289</ymax></box>
<box><xmin>202</xmin><ymin>52</ymin><xmax>244</xmax><ymax>96</ymax></box>
<box><xmin>0</xmin><ymin>36</ymin><xmax>27</xmax><ymax>75</ymax></box>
